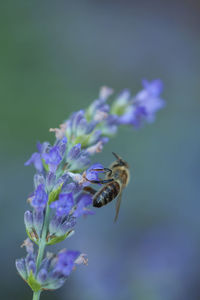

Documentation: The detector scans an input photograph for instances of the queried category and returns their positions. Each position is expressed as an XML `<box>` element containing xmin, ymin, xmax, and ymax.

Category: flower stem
<box><xmin>33</xmin><ymin>291</ymin><xmax>41</xmax><ymax>300</ymax></box>
<box><xmin>32</xmin><ymin>204</ymin><xmax>51</xmax><ymax>300</ymax></box>
<box><xmin>36</xmin><ymin>205</ymin><xmax>50</xmax><ymax>269</ymax></box>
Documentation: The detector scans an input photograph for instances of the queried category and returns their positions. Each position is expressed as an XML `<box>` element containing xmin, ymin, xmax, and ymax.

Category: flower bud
<box><xmin>40</xmin><ymin>256</ymin><xmax>52</xmax><ymax>270</ymax></box>
<box><xmin>27</xmin><ymin>260</ymin><xmax>36</xmax><ymax>275</ymax></box>
<box><xmin>44</xmin><ymin>277</ymin><xmax>65</xmax><ymax>290</ymax></box>
<box><xmin>33</xmin><ymin>209</ymin><xmax>44</xmax><ymax>237</ymax></box>
<box><xmin>16</xmin><ymin>258</ymin><xmax>27</xmax><ymax>280</ymax></box>
<box><xmin>37</xmin><ymin>268</ymin><xmax>48</xmax><ymax>284</ymax></box>
<box><xmin>24</xmin><ymin>211</ymin><xmax>33</xmax><ymax>232</ymax></box>
<box><xmin>46</xmin><ymin>172</ymin><xmax>56</xmax><ymax>192</ymax></box>
<box><xmin>34</xmin><ymin>174</ymin><xmax>45</xmax><ymax>189</ymax></box>
<box><xmin>49</xmin><ymin>215</ymin><xmax>62</xmax><ymax>235</ymax></box>
<box><xmin>26</xmin><ymin>253</ymin><xmax>36</xmax><ymax>275</ymax></box>
<box><xmin>67</xmin><ymin>143</ymin><xmax>81</xmax><ymax>161</ymax></box>
<box><xmin>57</xmin><ymin>217</ymin><xmax>76</xmax><ymax>236</ymax></box>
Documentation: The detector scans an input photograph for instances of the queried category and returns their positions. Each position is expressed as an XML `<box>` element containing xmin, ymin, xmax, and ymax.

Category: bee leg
<box><xmin>87</xmin><ymin>178</ymin><xmax>114</xmax><ymax>184</ymax></box>
<box><xmin>83</xmin><ymin>186</ymin><xmax>97</xmax><ymax>195</ymax></box>
<box><xmin>89</xmin><ymin>167</ymin><xmax>112</xmax><ymax>176</ymax></box>
<box><xmin>103</xmin><ymin>168</ymin><xmax>112</xmax><ymax>176</ymax></box>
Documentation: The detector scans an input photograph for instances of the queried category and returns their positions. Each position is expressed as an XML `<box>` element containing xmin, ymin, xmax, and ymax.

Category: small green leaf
<box><xmin>42</xmin><ymin>159</ymin><xmax>49</xmax><ymax>172</ymax></box>
<box><xmin>27</xmin><ymin>271</ymin><xmax>42</xmax><ymax>292</ymax></box>
<box><xmin>47</xmin><ymin>230</ymin><xmax>74</xmax><ymax>245</ymax></box>
<box><xmin>110</xmin><ymin>103</ymin><xmax>127</xmax><ymax>116</ymax></box>
<box><xmin>74</xmin><ymin>134</ymin><xmax>91</xmax><ymax>148</ymax></box>
<box><xmin>26</xmin><ymin>229</ymin><xmax>38</xmax><ymax>245</ymax></box>
<box><xmin>48</xmin><ymin>183</ymin><xmax>63</xmax><ymax>204</ymax></box>
<box><xmin>85</xmin><ymin>107</ymin><xmax>92</xmax><ymax>122</ymax></box>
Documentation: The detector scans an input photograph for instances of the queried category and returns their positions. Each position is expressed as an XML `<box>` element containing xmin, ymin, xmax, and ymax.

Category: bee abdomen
<box><xmin>93</xmin><ymin>181</ymin><xmax>120</xmax><ymax>208</ymax></box>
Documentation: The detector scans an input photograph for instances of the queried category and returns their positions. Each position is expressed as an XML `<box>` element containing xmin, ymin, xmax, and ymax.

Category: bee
<box><xmin>84</xmin><ymin>152</ymin><xmax>130</xmax><ymax>222</ymax></box>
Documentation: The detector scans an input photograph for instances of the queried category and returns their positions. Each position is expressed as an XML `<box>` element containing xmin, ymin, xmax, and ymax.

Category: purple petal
<box><xmin>31</xmin><ymin>184</ymin><xmax>48</xmax><ymax>209</ymax></box>
<box><xmin>55</xmin><ymin>250</ymin><xmax>80</xmax><ymax>276</ymax></box>
<box><xmin>42</xmin><ymin>146</ymin><xmax>62</xmax><ymax>166</ymax></box>
<box><xmin>74</xmin><ymin>194</ymin><xmax>92</xmax><ymax>217</ymax></box>
<box><xmin>50</xmin><ymin>193</ymin><xmax>74</xmax><ymax>216</ymax></box>
<box><xmin>142</xmin><ymin>79</ymin><xmax>163</xmax><ymax>96</ymax></box>
<box><xmin>25</xmin><ymin>152</ymin><xmax>43</xmax><ymax>173</ymax></box>
<box><xmin>67</xmin><ymin>143</ymin><xmax>81</xmax><ymax>161</ymax></box>
<box><xmin>86</xmin><ymin>163</ymin><xmax>104</xmax><ymax>181</ymax></box>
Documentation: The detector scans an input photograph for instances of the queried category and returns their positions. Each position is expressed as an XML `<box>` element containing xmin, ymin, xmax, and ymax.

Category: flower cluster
<box><xmin>16</xmin><ymin>238</ymin><xmax>87</xmax><ymax>291</ymax></box>
<box><xmin>16</xmin><ymin>80</ymin><xmax>164</xmax><ymax>297</ymax></box>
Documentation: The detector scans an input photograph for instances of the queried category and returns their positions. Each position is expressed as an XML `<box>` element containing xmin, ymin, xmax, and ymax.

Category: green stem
<box><xmin>32</xmin><ymin>204</ymin><xmax>51</xmax><ymax>300</ymax></box>
<box><xmin>32</xmin><ymin>291</ymin><xmax>41</xmax><ymax>300</ymax></box>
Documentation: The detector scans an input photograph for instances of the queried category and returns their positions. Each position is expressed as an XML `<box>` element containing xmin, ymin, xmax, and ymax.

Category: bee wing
<box><xmin>114</xmin><ymin>191</ymin><xmax>122</xmax><ymax>222</ymax></box>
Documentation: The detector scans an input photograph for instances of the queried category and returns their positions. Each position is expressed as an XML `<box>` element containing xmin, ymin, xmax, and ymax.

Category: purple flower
<box><xmin>24</xmin><ymin>211</ymin><xmax>33</xmax><ymax>232</ymax></box>
<box><xmin>88</xmin><ymin>129</ymin><xmax>102</xmax><ymax>145</ymax></box>
<box><xmin>89</xmin><ymin>99</ymin><xmax>110</xmax><ymax>118</ymax></box>
<box><xmin>37</xmin><ymin>268</ymin><xmax>48</xmax><ymax>283</ymax></box>
<box><xmin>76</xmin><ymin>116</ymin><xmax>96</xmax><ymax>136</ymax></box>
<box><xmin>102</xmin><ymin>114</ymin><xmax>118</xmax><ymax>135</ymax></box>
<box><xmin>62</xmin><ymin>182</ymin><xmax>82</xmax><ymax>194</ymax></box>
<box><xmin>134</xmin><ymin>79</ymin><xmax>165</xmax><ymax>123</ymax></box>
<box><xmin>50</xmin><ymin>193</ymin><xmax>74</xmax><ymax>216</ymax></box>
<box><xmin>86</xmin><ymin>163</ymin><xmax>104</xmax><ymax>181</ymax></box>
<box><xmin>16</xmin><ymin>258</ymin><xmax>27</xmax><ymax>280</ymax></box>
<box><xmin>142</xmin><ymin>79</ymin><xmax>163</xmax><ymax>96</ymax></box>
<box><xmin>46</xmin><ymin>172</ymin><xmax>56</xmax><ymax>191</ymax></box>
<box><xmin>31</xmin><ymin>184</ymin><xmax>48</xmax><ymax>209</ymax></box>
<box><xmin>117</xmin><ymin>79</ymin><xmax>165</xmax><ymax>127</ymax></box>
<box><xmin>112</xmin><ymin>89</ymin><xmax>131</xmax><ymax>112</ymax></box>
<box><xmin>118</xmin><ymin>105</ymin><xmax>147</xmax><ymax>127</ymax></box>
<box><xmin>67</xmin><ymin>144</ymin><xmax>91</xmax><ymax>171</ymax></box>
<box><xmin>59</xmin><ymin>217</ymin><xmax>76</xmax><ymax>233</ymax></box>
<box><xmin>66</xmin><ymin>110</ymin><xmax>96</xmax><ymax>139</ymax></box>
<box><xmin>86</xmin><ymin>86</ymin><xmax>113</xmax><ymax>121</ymax></box>
<box><xmin>33</xmin><ymin>174</ymin><xmax>45</xmax><ymax>189</ymax></box>
<box><xmin>25</xmin><ymin>252</ymin><xmax>36</xmax><ymax>275</ymax></box>
<box><xmin>73</xmin><ymin>194</ymin><xmax>93</xmax><ymax>217</ymax></box>
<box><xmin>25</xmin><ymin>152</ymin><xmax>43</xmax><ymax>173</ymax></box>
<box><xmin>42</xmin><ymin>146</ymin><xmax>62</xmax><ymax>172</ymax></box>
<box><xmin>25</xmin><ymin>142</ymin><xmax>49</xmax><ymax>172</ymax></box>
<box><xmin>58</xmin><ymin>136</ymin><xmax>67</xmax><ymax>156</ymax></box>
<box><xmin>67</xmin><ymin>143</ymin><xmax>81</xmax><ymax>161</ymax></box>
<box><xmin>55</xmin><ymin>250</ymin><xmax>80</xmax><ymax>276</ymax></box>
<box><xmin>41</xmin><ymin>137</ymin><xmax>67</xmax><ymax>173</ymax></box>
<box><xmin>33</xmin><ymin>209</ymin><xmax>44</xmax><ymax>237</ymax></box>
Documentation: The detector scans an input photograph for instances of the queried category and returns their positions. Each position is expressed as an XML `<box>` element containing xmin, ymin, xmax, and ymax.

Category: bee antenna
<box><xmin>112</xmin><ymin>152</ymin><xmax>128</xmax><ymax>167</ymax></box>
<box><xmin>112</xmin><ymin>152</ymin><xmax>121</xmax><ymax>161</ymax></box>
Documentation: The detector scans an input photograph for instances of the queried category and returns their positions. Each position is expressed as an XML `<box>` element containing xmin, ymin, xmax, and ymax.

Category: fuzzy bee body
<box><xmin>93</xmin><ymin>181</ymin><xmax>120</xmax><ymax>207</ymax></box>
<box><xmin>84</xmin><ymin>152</ymin><xmax>130</xmax><ymax>221</ymax></box>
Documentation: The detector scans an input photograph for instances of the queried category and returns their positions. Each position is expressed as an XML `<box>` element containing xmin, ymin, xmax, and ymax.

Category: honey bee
<box><xmin>84</xmin><ymin>152</ymin><xmax>130</xmax><ymax>222</ymax></box>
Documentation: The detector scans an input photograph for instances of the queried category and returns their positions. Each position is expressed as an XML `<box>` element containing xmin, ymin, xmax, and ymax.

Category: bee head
<box><xmin>112</xmin><ymin>152</ymin><xmax>129</xmax><ymax>168</ymax></box>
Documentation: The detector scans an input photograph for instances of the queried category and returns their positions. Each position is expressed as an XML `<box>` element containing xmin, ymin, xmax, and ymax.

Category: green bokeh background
<box><xmin>1</xmin><ymin>1</ymin><xmax>200</xmax><ymax>300</ymax></box>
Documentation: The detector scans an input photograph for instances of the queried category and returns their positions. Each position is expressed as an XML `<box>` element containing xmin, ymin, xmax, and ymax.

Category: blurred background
<box><xmin>0</xmin><ymin>0</ymin><xmax>200</xmax><ymax>299</ymax></box>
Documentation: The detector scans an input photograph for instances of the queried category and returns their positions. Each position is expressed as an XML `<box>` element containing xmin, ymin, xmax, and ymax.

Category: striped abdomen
<box><xmin>93</xmin><ymin>181</ymin><xmax>120</xmax><ymax>208</ymax></box>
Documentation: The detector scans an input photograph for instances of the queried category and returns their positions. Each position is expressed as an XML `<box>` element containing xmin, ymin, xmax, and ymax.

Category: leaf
<box><xmin>48</xmin><ymin>183</ymin><xmax>63</xmax><ymax>204</ymax></box>
<box><xmin>26</xmin><ymin>229</ymin><xmax>38</xmax><ymax>245</ymax></box>
<box><xmin>42</xmin><ymin>159</ymin><xmax>49</xmax><ymax>172</ymax></box>
<box><xmin>74</xmin><ymin>134</ymin><xmax>91</xmax><ymax>148</ymax></box>
<box><xmin>27</xmin><ymin>271</ymin><xmax>42</xmax><ymax>292</ymax></box>
<box><xmin>46</xmin><ymin>230</ymin><xmax>74</xmax><ymax>245</ymax></box>
<box><xmin>110</xmin><ymin>103</ymin><xmax>127</xmax><ymax>116</ymax></box>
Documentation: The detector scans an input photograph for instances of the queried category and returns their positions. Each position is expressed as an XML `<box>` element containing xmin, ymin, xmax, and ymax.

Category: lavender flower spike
<box><xmin>16</xmin><ymin>80</ymin><xmax>165</xmax><ymax>300</ymax></box>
